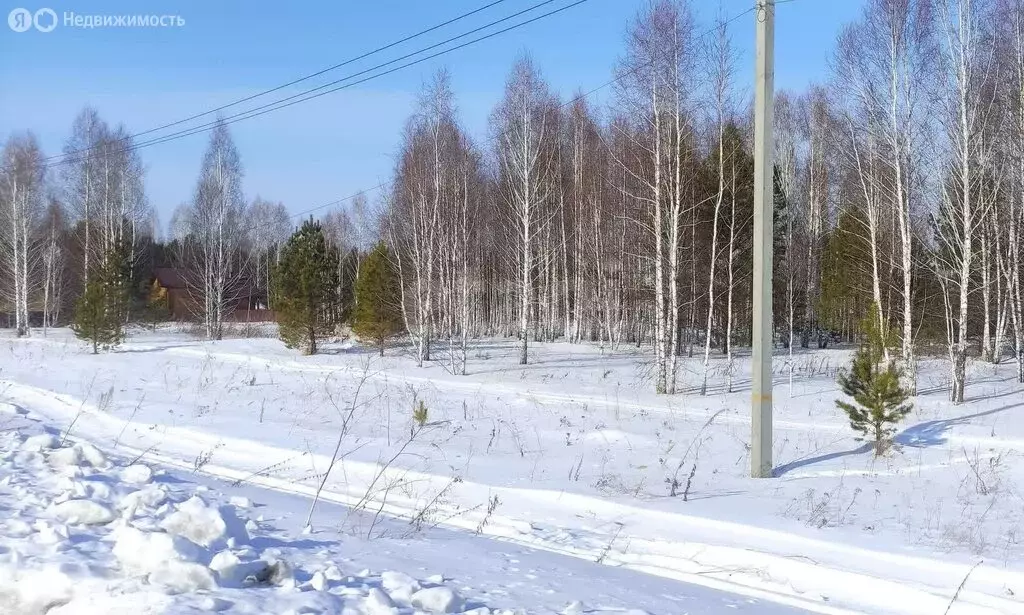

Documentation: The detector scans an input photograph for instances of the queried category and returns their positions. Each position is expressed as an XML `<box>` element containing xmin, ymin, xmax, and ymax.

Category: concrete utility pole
<box><xmin>751</xmin><ymin>0</ymin><xmax>775</xmax><ymax>478</ymax></box>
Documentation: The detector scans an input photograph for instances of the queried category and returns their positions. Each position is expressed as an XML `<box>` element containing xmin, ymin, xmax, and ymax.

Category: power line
<box><xmin>46</xmin><ymin>0</ymin><xmax>575</xmax><ymax>169</ymax></box>
<box><xmin>263</xmin><ymin>1</ymin><xmax>761</xmax><ymax>231</ymax></box>
<box><xmin>110</xmin><ymin>0</ymin><xmax>575</xmax><ymax>157</ymax></box>
<box><xmin>59</xmin><ymin>0</ymin><xmax>765</xmax><ymax>237</ymax></box>
<box><xmin>44</xmin><ymin>0</ymin><xmax>512</xmax><ymax>163</ymax></box>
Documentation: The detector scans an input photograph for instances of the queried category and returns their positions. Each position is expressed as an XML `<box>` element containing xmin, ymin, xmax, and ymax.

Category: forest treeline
<box><xmin>1</xmin><ymin>0</ymin><xmax>1022</xmax><ymax>401</ymax></box>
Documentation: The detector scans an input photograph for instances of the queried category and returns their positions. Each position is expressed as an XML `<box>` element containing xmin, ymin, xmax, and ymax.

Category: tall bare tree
<box><xmin>180</xmin><ymin>119</ymin><xmax>248</xmax><ymax>340</ymax></box>
<box><xmin>492</xmin><ymin>56</ymin><xmax>555</xmax><ymax>365</ymax></box>
<box><xmin>0</xmin><ymin>132</ymin><xmax>46</xmax><ymax>336</ymax></box>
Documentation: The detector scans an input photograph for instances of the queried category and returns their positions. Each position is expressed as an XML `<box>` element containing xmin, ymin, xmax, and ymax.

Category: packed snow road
<box><xmin>1</xmin><ymin>328</ymin><xmax>1022</xmax><ymax>614</ymax></box>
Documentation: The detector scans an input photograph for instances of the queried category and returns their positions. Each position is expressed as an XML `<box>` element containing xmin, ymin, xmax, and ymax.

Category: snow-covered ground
<box><xmin>1</xmin><ymin>326</ymin><xmax>1022</xmax><ymax>614</ymax></box>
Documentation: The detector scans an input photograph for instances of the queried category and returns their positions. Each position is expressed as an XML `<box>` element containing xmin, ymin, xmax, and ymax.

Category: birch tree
<box><xmin>40</xmin><ymin>200</ymin><xmax>68</xmax><ymax>331</ymax></box>
<box><xmin>492</xmin><ymin>56</ymin><xmax>555</xmax><ymax>365</ymax></box>
<box><xmin>0</xmin><ymin>133</ymin><xmax>46</xmax><ymax>336</ymax></box>
<box><xmin>180</xmin><ymin>119</ymin><xmax>247</xmax><ymax>340</ymax></box>
<box><xmin>934</xmin><ymin>0</ymin><xmax>998</xmax><ymax>403</ymax></box>
<box><xmin>701</xmin><ymin>15</ymin><xmax>738</xmax><ymax>395</ymax></box>
<box><xmin>615</xmin><ymin>0</ymin><xmax>697</xmax><ymax>393</ymax></box>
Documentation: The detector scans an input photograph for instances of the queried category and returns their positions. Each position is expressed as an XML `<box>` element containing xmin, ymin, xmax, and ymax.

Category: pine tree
<box><xmin>272</xmin><ymin>218</ymin><xmax>340</xmax><ymax>355</ymax></box>
<box><xmin>836</xmin><ymin>304</ymin><xmax>913</xmax><ymax>455</ymax></box>
<box><xmin>72</xmin><ymin>245</ymin><xmax>129</xmax><ymax>354</ymax></box>
<box><xmin>352</xmin><ymin>241</ymin><xmax>403</xmax><ymax>355</ymax></box>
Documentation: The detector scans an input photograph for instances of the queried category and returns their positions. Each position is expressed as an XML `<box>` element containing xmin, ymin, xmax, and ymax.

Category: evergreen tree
<box><xmin>272</xmin><ymin>218</ymin><xmax>341</xmax><ymax>355</ymax></box>
<box><xmin>352</xmin><ymin>241</ymin><xmax>403</xmax><ymax>355</ymax></box>
<box><xmin>72</xmin><ymin>245</ymin><xmax>129</xmax><ymax>354</ymax></box>
<box><xmin>836</xmin><ymin>305</ymin><xmax>913</xmax><ymax>455</ymax></box>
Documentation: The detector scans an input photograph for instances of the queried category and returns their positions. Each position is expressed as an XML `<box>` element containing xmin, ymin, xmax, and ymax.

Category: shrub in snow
<box><xmin>836</xmin><ymin>305</ymin><xmax>913</xmax><ymax>456</ymax></box>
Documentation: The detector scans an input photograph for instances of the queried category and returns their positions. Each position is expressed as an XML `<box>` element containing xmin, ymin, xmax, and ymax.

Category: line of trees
<box><xmin>3</xmin><ymin>0</ymin><xmax>1023</xmax><ymax>403</ymax></box>
<box><xmin>378</xmin><ymin>0</ymin><xmax>1024</xmax><ymax>401</ymax></box>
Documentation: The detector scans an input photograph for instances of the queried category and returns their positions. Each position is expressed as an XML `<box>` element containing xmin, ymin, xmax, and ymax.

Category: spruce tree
<box><xmin>272</xmin><ymin>218</ymin><xmax>340</xmax><ymax>355</ymax></box>
<box><xmin>352</xmin><ymin>241</ymin><xmax>403</xmax><ymax>355</ymax></box>
<box><xmin>73</xmin><ymin>245</ymin><xmax>129</xmax><ymax>354</ymax></box>
<box><xmin>836</xmin><ymin>305</ymin><xmax>913</xmax><ymax>455</ymax></box>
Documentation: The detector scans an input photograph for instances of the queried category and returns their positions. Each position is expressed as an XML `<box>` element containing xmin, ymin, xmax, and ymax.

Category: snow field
<box><xmin>1</xmin><ymin>328</ymin><xmax>1023</xmax><ymax>613</ymax></box>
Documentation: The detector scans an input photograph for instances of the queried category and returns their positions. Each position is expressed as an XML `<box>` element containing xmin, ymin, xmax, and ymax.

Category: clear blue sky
<box><xmin>0</xmin><ymin>0</ymin><xmax>864</xmax><ymax>231</ymax></box>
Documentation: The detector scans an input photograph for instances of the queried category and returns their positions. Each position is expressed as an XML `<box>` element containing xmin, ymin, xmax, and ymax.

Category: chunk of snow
<box><xmin>381</xmin><ymin>570</ymin><xmax>419</xmax><ymax>592</ymax></box>
<box><xmin>561</xmin><ymin>601</ymin><xmax>584</xmax><ymax>615</ymax></box>
<box><xmin>49</xmin><ymin>446</ymin><xmax>83</xmax><ymax>468</ymax></box>
<box><xmin>46</xmin><ymin>443</ymin><xmax>108</xmax><ymax>468</ymax></box>
<box><xmin>51</xmin><ymin>499</ymin><xmax>115</xmax><ymax>525</ymax></box>
<box><xmin>119</xmin><ymin>484</ymin><xmax>167</xmax><ymax>511</ymax></box>
<box><xmin>120</xmin><ymin>464</ymin><xmax>153</xmax><ymax>484</ymax></box>
<box><xmin>22</xmin><ymin>433</ymin><xmax>58</xmax><ymax>451</ymax></box>
<box><xmin>76</xmin><ymin>442</ymin><xmax>107</xmax><ymax>467</ymax></box>
<box><xmin>411</xmin><ymin>586</ymin><xmax>463</xmax><ymax>613</ymax></box>
<box><xmin>155</xmin><ymin>560</ymin><xmax>218</xmax><ymax>594</ymax></box>
<box><xmin>364</xmin><ymin>588</ymin><xmax>398</xmax><ymax>615</ymax></box>
<box><xmin>33</xmin><ymin>519</ymin><xmax>69</xmax><ymax>545</ymax></box>
<box><xmin>4</xmin><ymin>517</ymin><xmax>33</xmax><ymax>536</ymax></box>
<box><xmin>159</xmin><ymin>496</ymin><xmax>249</xmax><ymax>549</ymax></box>
<box><xmin>228</xmin><ymin>495</ymin><xmax>252</xmax><ymax>508</ymax></box>
<box><xmin>112</xmin><ymin>525</ymin><xmax>206</xmax><ymax>576</ymax></box>
<box><xmin>308</xmin><ymin>570</ymin><xmax>327</xmax><ymax>591</ymax></box>
<box><xmin>0</xmin><ymin>402</ymin><xmax>27</xmax><ymax>415</ymax></box>
<box><xmin>208</xmin><ymin>550</ymin><xmax>241</xmax><ymax>574</ymax></box>
<box><xmin>196</xmin><ymin>596</ymin><xmax>233</xmax><ymax>612</ymax></box>
<box><xmin>9</xmin><ymin>566</ymin><xmax>74</xmax><ymax>615</ymax></box>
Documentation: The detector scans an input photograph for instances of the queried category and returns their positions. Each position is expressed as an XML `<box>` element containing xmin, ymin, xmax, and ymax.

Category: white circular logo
<box><xmin>33</xmin><ymin>8</ymin><xmax>56</xmax><ymax>32</ymax></box>
<box><xmin>8</xmin><ymin>7</ymin><xmax>32</xmax><ymax>32</ymax></box>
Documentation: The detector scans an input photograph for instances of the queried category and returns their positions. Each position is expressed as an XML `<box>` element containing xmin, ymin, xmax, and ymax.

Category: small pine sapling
<box><xmin>352</xmin><ymin>241</ymin><xmax>403</xmax><ymax>355</ymax></box>
<box><xmin>73</xmin><ymin>245</ymin><xmax>129</xmax><ymax>353</ymax></box>
<box><xmin>413</xmin><ymin>400</ymin><xmax>428</xmax><ymax>429</ymax></box>
<box><xmin>836</xmin><ymin>305</ymin><xmax>913</xmax><ymax>455</ymax></box>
